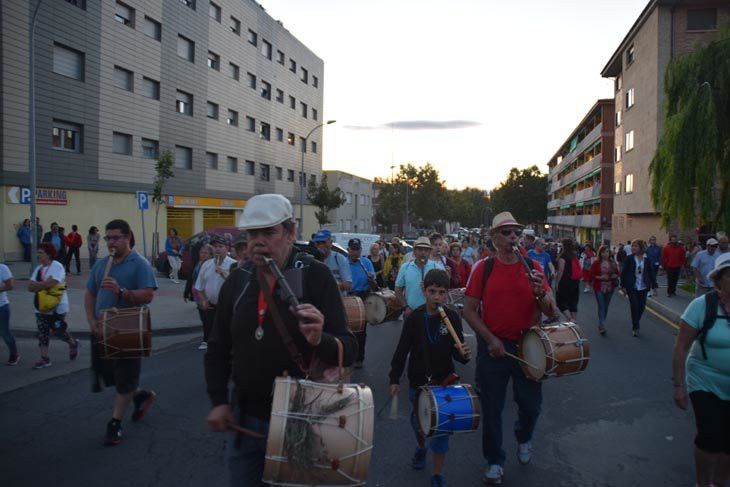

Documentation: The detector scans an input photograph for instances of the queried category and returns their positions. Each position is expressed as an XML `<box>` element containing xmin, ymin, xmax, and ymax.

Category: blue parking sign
<box><xmin>136</xmin><ymin>191</ymin><xmax>149</xmax><ymax>210</ymax></box>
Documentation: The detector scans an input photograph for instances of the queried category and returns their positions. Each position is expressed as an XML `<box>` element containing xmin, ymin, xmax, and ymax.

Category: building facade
<box><xmin>547</xmin><ymin>99</ymin><xmax>615</xmax><ymax>246</ymax></box>
<box><xmin>1</xmin><ymin>0</ymin><xmax>326</xmax><ymax>260</ymax></box>
<box><xmin>322</xmin><ymin>170</ymin><xmax>374</xmax><ymax>234</ymax></box>
<box><xmin>601</xmin><ymin>0</ymin><xmax>730</xmax><ymax>245</ymax></box>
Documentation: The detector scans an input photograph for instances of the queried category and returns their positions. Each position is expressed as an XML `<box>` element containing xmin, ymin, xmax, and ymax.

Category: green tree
<box><xmin>307</xmin><ymin>174</ymin><xmax>346</xmax><ymax>226</ymax></box>
<box><xmin>151</xmin><ymin>149</ymin><xmax>174</xmax><ymax>259</ymax></box>
<box><xmin>650</xmin><ymin>28</ymin><xmax>730</xmax><ymax>230</ymax></box>
<box><xmin>490</xmin><ymin>165</ymin><xmax>547</xmax><ymax>225</ymax></box>
<box><xmin>446</xmin><ymin>187</ymin><xmax>491</xmax><ymax>228</ymax></box>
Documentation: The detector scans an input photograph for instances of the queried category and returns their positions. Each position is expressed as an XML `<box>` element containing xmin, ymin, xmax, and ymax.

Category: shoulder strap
<box><xmin>698</xmin><ymin>290</ymin><xmax>719</xmax><ymax>360</ymax></box>
<box><xmin>480</xmin><ymin>257</ymin><xmax>495</xmax><ymax>298</ymax></box>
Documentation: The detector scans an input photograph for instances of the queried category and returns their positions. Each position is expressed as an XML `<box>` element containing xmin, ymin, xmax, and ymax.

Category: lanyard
<box><xmin>423</xmin><ymin>311</ymin><xmax>444</xmax><ymax>345</ymax></box>
<box><xmin>257</xmin><ymin>280</ymin><xmax>277</xmax><ymax>328</ymax></box>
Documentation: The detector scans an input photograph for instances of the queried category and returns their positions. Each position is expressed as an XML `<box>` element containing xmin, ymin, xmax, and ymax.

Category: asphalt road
<box><xmin>1</xmin><ymin>291</ymin><xmax>695</xmax><ymax>487</ymax></box>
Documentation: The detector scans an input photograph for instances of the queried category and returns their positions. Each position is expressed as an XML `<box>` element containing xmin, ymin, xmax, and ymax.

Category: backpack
<box><xmin>570</xmin><ymin>258</ymin><xmax>582</xmax><ymax>280</ymax></box>
<box><xmin>697</xmin><ymin>290</ymin><xmax>729</xmax><ymax>360</ymax></box>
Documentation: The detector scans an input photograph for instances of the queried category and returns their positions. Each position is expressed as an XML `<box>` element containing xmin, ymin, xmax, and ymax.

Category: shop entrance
<box><xmin>203</xmin><ymin>209</ymin><xmax>235</xmax><ymax>229</ymax></box>
<box><xmin>166</xmin><ymin>208</ymin><xmax>194</xmax><ymax>239</ymax></box>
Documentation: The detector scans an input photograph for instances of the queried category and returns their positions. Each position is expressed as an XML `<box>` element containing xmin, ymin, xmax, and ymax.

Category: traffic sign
<box><xmin>136</xmin><ymin>191</ymin><xmax>149</xmax><ymax>211</ymax></box>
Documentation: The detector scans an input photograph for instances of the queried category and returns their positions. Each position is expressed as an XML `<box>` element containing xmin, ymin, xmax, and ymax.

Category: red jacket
<box><xmin>65</xmin><ymin>232</ymin><xmax>82</xmax><ymax>248</ymax></box>
<box><xmin>661</xmin><ymin>243</ymin><xmax>686</xmax><ymax>268</ymax></box>
<box><xmin>589</xmin><ymin>259</ymin><xmax>619</xmax><ymax>292</ymax></box>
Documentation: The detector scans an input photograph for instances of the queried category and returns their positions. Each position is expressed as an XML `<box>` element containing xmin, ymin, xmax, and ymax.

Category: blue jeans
<box><xmin>226</xmin><ymin>415</ymin><xmax>269</xmax><ymax>486</ymax></box>
<box><xmin>476</xmin><ymin>340</ymin><xmax>542</xmax><ymax>466</ymax></box>
<box><xmin>626</xmin><ymin>288</ymin><xmax>648</xmax><ymax>330</ymax></box>
<box><xmin>0</xmin><ymin>304</ymin><xmax>17</xmax><ymax>355</ymax></box>
<box><xmin>594</xmin><ymin>290</ymin><xmax>614</xmax><ymax>326</ymax></box>
<box><xmin>408</xmin><ymin>388</ymin><xmax>450</xmax><ymax>454</ymax></box>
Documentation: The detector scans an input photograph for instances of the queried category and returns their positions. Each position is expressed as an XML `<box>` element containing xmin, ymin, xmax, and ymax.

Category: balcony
<box><xmin>547</xmin><ymin>198</ymin><xmax>562</xmax><ymax>209</ymax></box>
<box><xmin>562</xmin><ymin>191</ymin><xmax>576</xmax><ymax>204</ymax></box>
<box><xmin>549</xmin><ymin>123</ymin><xmax>603</xmax><ymax>179</ymax></box>
<box><xmin>575</xmin><ymin>184</ymin><xmax>601</xmax><ymax>203</ymax></box>
<box><xmin>547</xmin><ymin>214</ymin><xmax>601</xmax><ymax>228</ymax></box>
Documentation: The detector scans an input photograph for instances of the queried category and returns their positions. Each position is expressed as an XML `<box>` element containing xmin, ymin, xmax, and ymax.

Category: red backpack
<box><xmin>570</xmin><ymin>257</ymin><xmax>582</xmax><ymax>280</ymax></box>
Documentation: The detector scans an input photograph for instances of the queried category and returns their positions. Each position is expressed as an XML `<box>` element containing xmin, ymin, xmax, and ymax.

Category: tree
<box><xmin>307</xmin><ymin>174</ymin><xmax>346</xmax><ymax>226</ymax></box>
<box><xmin>151</xmin><ymin>149</ymin><xmax>174</xmax><ymax>259</ymax></box>
<box><xmin>490</xmin><ymin>165</ymin><xmax>547</xmax><ymax>225</ymax></box>
<box><xmin>446</xmin><ymin>187</ymin><xmax>491</xmax><ymax>228</ymax></box>
<box><xmin>650</xmin><ymin>28</ymin><xmax>730</xmax><ymax>230</ymax></box>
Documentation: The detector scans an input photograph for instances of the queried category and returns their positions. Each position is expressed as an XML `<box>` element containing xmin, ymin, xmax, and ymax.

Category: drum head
<box><xmin>416</xmin><ymin>388</ymin><xmax>435</xmax><ymax>437</ymax></box>
<box><xmin>521</xmin><ymin>330</ymin><xmax>547</xmax><ymax>379</ymax></box>
<box><xmin>364</xmin><ymin>295</ymin><xmax>386</xmax><ymax>324</ymax></box>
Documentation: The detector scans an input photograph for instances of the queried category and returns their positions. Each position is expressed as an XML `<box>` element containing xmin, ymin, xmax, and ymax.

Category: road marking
<box><xmin>644</xmin><ymin>305</ymin><xmax>679</xmax><ymax>330</ymax></box>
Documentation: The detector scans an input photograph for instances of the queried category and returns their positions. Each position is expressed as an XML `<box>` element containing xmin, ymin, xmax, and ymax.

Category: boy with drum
<box><xmin>388</xmin><ymin>269</ymin><xmax>472</xmax><ymax>487</ymax></box>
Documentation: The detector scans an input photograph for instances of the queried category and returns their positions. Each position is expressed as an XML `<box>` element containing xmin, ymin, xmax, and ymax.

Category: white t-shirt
<box><xmin>633</xmin><ymin>255</ymin><xmax>647</xmax><ymax>291</ymax></box>
<box><xmin>31</xmin><ymin>260</ymin><xmax>69</xmax><ymax>314</ymax></box>
<box><xmin>0</xmin><ymin>264</ymin><xmax>12</xmax><ymax>307</ymax></box>
<box><xmin>194</xmin><ymin>256</ymin><xmax>237</xmax><ymax>305</ymax></box>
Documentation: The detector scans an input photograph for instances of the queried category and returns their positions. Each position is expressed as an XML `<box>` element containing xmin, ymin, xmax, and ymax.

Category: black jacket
<box><xmin>42</xmin><ymin>230</ymin><xmax>67</xmax><ymax>260</ymax></box>
<box><xmin>620</xmin><ymin>254</ymin><xmax>658</xmax><ymax>291</ymax></box>
<box><xmin>204</xmin><ymin>248</ymin><xmax>357</xmax><ymax>420</ymax></box>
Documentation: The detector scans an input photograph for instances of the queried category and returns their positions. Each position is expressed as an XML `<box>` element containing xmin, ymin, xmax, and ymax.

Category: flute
<box><xmin>102</xmin><ymin>248</ymin><xmax>116</xmax><ymax>280</ymax></box>
<box><xmin>437</xmin><ymin>305</ymin><xmax>465</xmax><ymax>356</ymax></box>
<box><xmin>262</xmin><ymin>256</ymin><xmax>300</xmax><ymax>308</ymax></box>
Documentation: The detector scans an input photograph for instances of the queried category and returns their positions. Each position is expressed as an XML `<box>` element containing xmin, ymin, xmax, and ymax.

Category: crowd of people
<box><xmin>14</xmin><ymin>218</ymin><xmax>101</xmax><ymax>274</ymax></box>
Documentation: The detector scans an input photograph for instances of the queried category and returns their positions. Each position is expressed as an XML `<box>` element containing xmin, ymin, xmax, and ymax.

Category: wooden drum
<box><xmin>364</xmin><ymin>290</ymin><xmax>404</xmax><ymax>324</ymax></box>
<box><xmin>342</xmin><ymin>296</ymin><xmax>367</xmax><ymax>333</ymax></box>
<box><xmin>518</xmin><ymin>322</ymin><xmax>590</xmax><ymax>381</ymax></box>
<box><xmin>97</xmin><ymin>306</ymin><xmax>152</xmax><ymax>359</ymax></box>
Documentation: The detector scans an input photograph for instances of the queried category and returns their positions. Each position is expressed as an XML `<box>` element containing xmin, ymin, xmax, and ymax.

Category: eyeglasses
<box><xmin>103</xmin><ymin>235</ymin><xmax>127</xmax><ymax>242</ymax></box>
<box><xmin>500</xmin><ymin>228</ymin><xmax>523</xmax><ymax>237</ymax></box>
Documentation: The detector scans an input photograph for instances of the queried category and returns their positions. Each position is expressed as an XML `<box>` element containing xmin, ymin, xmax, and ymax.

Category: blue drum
<box><xmin>416</xmin><ymin>384</ymin><xmax>480</xmax><ymax>437</ymax></box>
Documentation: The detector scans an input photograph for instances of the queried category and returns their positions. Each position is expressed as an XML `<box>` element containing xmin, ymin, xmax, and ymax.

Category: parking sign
<box><xmin>136</xmin><ymin>191</ymin><xmax>149</xmax><ymax>211</ymax></box>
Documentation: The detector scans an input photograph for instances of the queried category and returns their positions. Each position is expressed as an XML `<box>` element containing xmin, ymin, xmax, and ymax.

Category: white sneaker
<box><xmin>198</xmin><ymin>341</ymin><xmax>208</xmax><ymax>350</ymax></box>
<box><xmin>517</xmin><ymin>442</ymin><xmax>532</xmax><ymax>464</ymax></box>
<box><xmin>483</xmin><ymin>464</ymin><xmax>503</xmax><ymax>484</ymax></box>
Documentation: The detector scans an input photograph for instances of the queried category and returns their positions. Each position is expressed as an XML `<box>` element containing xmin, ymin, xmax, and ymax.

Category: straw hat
<box><xmin>489</xmin><ymin>211</ymin><xmax>524</xmax><ymax>232</ymax></box>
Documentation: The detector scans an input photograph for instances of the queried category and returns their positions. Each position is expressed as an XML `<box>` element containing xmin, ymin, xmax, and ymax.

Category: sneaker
<box><xmin>431</xmin><ymin>474</ymin><xmax>445</xmax><ymax>487</ymax></box>
<box><xmin>6</xmin><ymin>354</ymin><xmax>20</xmax><ymax>366</ymax></box>
<box><xmin>632</xmin><ymin>329</ymin><xmax>640</xmax><ymax>337</ymax></box>
<box><xmin>104</xmin><ymin>419</ymin><xmax>122</xmax><ymax>446</ymax></box>
<box><xmin>483</xmin><ymin>464</ymin><xmax>504</xmax><ymax>484</ymax></box>
<box><xmin>197</xmin><ymin>341</ymin><xmax>208</xmax><ymax>350</ymax></box>
<box><xmin>131</xmin><ymin>390</ymin><xmax>156</xmax><ymax>422</ymax></box>
<box><xmin>517</xmin><ymin>442</ymin><xmax>532</xmax><ymax>464</ymax></box>
<box><xmin>33</xmin><ymin>357</ymin><xmax>52</xmax><ymax>369</ymax></box>
<box><xmin>354</xmin><ymin>360</ymin><xmax>364</xmax><ymax>369</ymax></box>
<box><xmin>411</xmin><ymin>446</ymin><xmax>427</xmax><ymax>470</ymax></box>
<box><xmin>69</xmin><ymin>340</ymin><xmax>80</xmax><ymax>360</ymax></box>
<box><xmin>598</xmin><ymin>325</ymin><xmax>606</xmax><ymax>336</ymax></box>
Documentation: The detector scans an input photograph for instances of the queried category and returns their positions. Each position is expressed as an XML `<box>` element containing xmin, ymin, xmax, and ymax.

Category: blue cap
<box><xmin>312</xmin><ymin>229</ymin><xmax>332</xmax><ymax>243</ymax></box>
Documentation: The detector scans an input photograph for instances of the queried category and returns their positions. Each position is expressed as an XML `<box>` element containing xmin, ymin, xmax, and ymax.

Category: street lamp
<box><xmin>28</xmin><ymin>0</ymin><xmax>44</xmax><ymax>268</ymax></box>
<box><xmin>299</xmin><ymin>120</ymin><xmax>336</xmax><ymax>239</ymax></box>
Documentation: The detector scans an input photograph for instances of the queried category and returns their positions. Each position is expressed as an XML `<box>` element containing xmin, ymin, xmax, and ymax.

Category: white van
<box><xmin>330</xmin><ymin>233</ymin><xmax>381</xmax><ymax>252</ymax></box>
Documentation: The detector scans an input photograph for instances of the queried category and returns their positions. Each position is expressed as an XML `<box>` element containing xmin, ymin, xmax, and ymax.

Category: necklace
<box><xmin>423</xmin><ymin>311</ymin><xmax>448</xmax><ymax>345</ymax></box>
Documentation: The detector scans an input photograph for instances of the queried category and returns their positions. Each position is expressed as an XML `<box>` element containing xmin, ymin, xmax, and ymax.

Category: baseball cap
<box><xmin>348</xmin><ymin>238</ymin><xmax>362</xmax><ymax>250</ymax></box>
<box><xmin>209</xmin><ymin>234</ymin><xmax>229</xmax><ymax>246</ymax></box>
<box><xmin>237</xmin><ymin>194</ymin><xmax>294</xmax><ymax>230</ymax></box>
<box><xmin>707</xmin><ymin>238</ymin><xmax>719</xmax><ymax>246</ymax></box>
<box><xmin>312</xmin><ymin>229</ymin><xmax>332</xmax><ymax>243</ymax></box>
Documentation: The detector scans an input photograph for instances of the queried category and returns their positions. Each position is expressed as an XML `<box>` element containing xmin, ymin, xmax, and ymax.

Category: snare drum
<box><xmin>264</xmin><ymin>377</ymin><xmax>374</xmax><ymax>486</ymax></box>
<box><xmin>342</xmin><ymin>296</ymin><xmax>367</xmax><ymax>333</ymax></box>
<box><xmin>97</xmin><ymin>306</ymin><xmax>152</xmax><ymax>359</ymax></box>
<box><xmin>364</xmin><ymin>290</ymin><xmax>404</xmax><ymax>324</ymax></box>
<box><xmin>518</xmin><ymin>322</ymin><xmax>590</xmax><ymax>381</ymax></box>
<box><xmin>416</xmin><ymin>384</ymin><xmax>480</xmax><ymax>437</ymax></box>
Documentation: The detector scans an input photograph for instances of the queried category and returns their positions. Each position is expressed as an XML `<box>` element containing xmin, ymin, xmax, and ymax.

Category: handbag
<box><xmin>35</xmin><ymin>284</ymin><xmax>66</xmax><ymax>312</ymax></box>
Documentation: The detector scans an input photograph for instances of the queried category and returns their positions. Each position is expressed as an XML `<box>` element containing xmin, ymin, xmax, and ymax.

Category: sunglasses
<box><xmin>500</xmin><ymin>228</ymin><xmax>523</xmax><ymax>237</ymax></box>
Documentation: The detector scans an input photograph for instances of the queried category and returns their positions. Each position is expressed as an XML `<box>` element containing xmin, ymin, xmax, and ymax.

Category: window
<box><xmin>114</xmin><ymin>1</ymin><xmax>134</xmax><ymax>26</ymax></box>
<box><xmin>615</xmin><ymin>145</ymin><xmax>622</xmax><ymax>162</ymax></box>
<box><xmin>276</xmin><ymin>166</ymin><xmax>283</xmax><ymax>180</ymax></box>
<box><xmin>276</xmin><ymin>89</ymin><xmax>284</xmax><ymax>103</ymax></box>
<box><xmin>227</xmin><ymin>109</ymin><xmax>238</xmax><ymax>126</ymax></box>
<box><xmin>289</xmin><ymin>95</ymin><xmax>296</xmax><ymax>109</ymax></box>
<box><xmin>626</xmin><ymin>44</ymin><xmax>635</xmax><ymax>65</ymax></box>
<box><xmin>177</xmin><ymin>35</ymin><xmax>194</xmax><ymax>62</ymax></box>
<box><xmin>52</xmin><ymin>121</ymin><xmax>82</xmax><ymax>152</ymax></box>
<box><xmin>176</xmin><ymin>90</ymin><xmax>193</xmax><ymax>115</ymax></box>
<box><xmin>245</xmin><ymin>160</ymin><xmax>255</xmax><ymax>175</ymax></box>
<box><xmin>625</xmin><ymin>174</ymin><xmax>634</xmax><ymax>193</ymax></box>
<box><xmin>615</xmin><ymin>110</ymin><xmax>622</xmax><ymax>127</ymax></box>
<box><xmin>207</xmin><ymin>152</ymin><xmax>218</xmax><ymax>169</ymax></box>
<box><xmin>230</xmin><ymin>16</ymin><xmax>240</xmax><ymax>35</ymax></box>
<box><xmin>260</xmin><ymin>122</ymin><xmax>270</xmax><ymax>140</ymax></box>
<box><xmin>299</xmin><ymin>172</ymin><xmax>306</xmax><ymax>187</ymax></box>
<box><xmin>142</xmin><ymin>138</ymin><xmax>159</xmax><ymax>159</ymax></box>
<box><xmin>248</xmin><ymin>29</ymin><xmax>257</xmax><ymax>46</ymax></box>
<box><xmin>346</xmin><ymin>192</ymin><xmax>352</xmax><ymax>204</ymax></box>
<box><xmin>287</xmin><ymin>169</ymin><xmax>295</xmax><ymax>181</ymax></box>
<box><xmin>247</xmin><ymin>72</ymin><xmax>256</xmax><ymax>89</ymax></box>
<box><xmin>312</xmin><ymin>75</ymin><xmax>318</xmax><ymax>88</ymax></box>
<box><xmin>277</xmin><ymin>50</ymin><xmax>285</xmax><ymax>65</ymax></box>
<box><xmin>300</xmin><ymin>102</ymin><xmax>307</xmax><ymax>118</ymax></box>
<box><xmin>227</xmin><ymin>156</ymin><xmax>238</xmax><ymax>173</ymax></box>
<box><xmin>112</xmin><ymin>132</ymin><xmax>132</xmax><ymax>155</ymax></box>
<box><xmin>687</xmin><ymin>8</ymin><xmax>717</xmax><ymax>31</ymax></box>
<box><xmin>260</xmin><ymin>163</ymin><xmax>270</xmax><ymax>181</ymax></box>
<box><xmin>625</xmin><ymin>130</ymin><xmax>635</xmax><ymax>151</ymax></box>
<box><xmin>300</xmin><ymin>67</ymin><xmax>308</xmax><ymax>84</ymax></box>
<box><xmin>209</xmin><ymin>2</ymin><xmax>221</xmax><ymax>22</ymax></box>
<box><xmin>141</xmin><ymin>76</ymin><xmax>159</xmax><ymax>100</ymax></box>
<box><xmin>142</xmin><ymin>16</ymin><xmax>161</xmax><ymax>40</ymax></box>
<box><xmin>207</xmin><ymin>101</ymin><xmax>219</xmax><ymax>119</ymax></box>
<box><xmin>65</xmin><ymin>0</ymin><xmax>86</xmax><ymax>9</ymax></box>
<box><xmin>53</xmin><ymin>43</ymin><xmax>84</xmax><ymax>80</ymax></box>
<box><xmin>300</xmin><ymin>137</ymin><xmax>306</xmax><ymax>153</ymax></box>
<box><xmin>312</xmin><ymin>108</ymin><xmax>318</xmax><ymax>121</ymax></box>
<box><xmin>246</xmin><ymin>116</ymin><xmax>255</xmax><ymax>132</ymax></box>
<box><xmin>615</xmin><ymin>181</ymin><xmax>621</xmax><ymax>194</ymax></box>
<box><xmin>229</xmin><ymin>62</ymin><xmax>239</xmax><ymax>80</ymax></box>
<box><xmin>207</xmin><ymin>51</ymin><xmax>220</xmax><ymax>70</ymax></box>
<box><xmin>310</xmin><ymin>175</ymin><xmax>317</xmax><ymax>186</ymax></box>
<box><xmin>626</xmin><ymin>88</ymin><xmax>635</xmax><ymax>109</ymax></box>
<box><xmin>615</xmin><ymin>75</ymin><xmax>622</xmax><ymax>92</ymax></box>
<box><xmin>113</xmin><ymin>66</ymin><xmax>133</xmax><ymax>91</ymax></box>
<box><xmin>261</xmin><ymin>39</ymin><xmax>272</xmax><ymax>60</ymax></box>
<box><xmin>287</xmin><ymin>132</ymin><xmax>295</xmax><ymax>146</ymax></box>
<box><xmin>311</xmin><ymin>141</ymin><xmax>317</xmax><ymax>153</ymax></box>
<box><xmin>175</xmin><ymin>145</ymin><xmax>192</xmax><ymax>169</ymax></box>
<box><xmin>276</xmin><ymin>127</ymin><xmax>284</xmax><ymax>142</ymax></box>
<box><xmin>289</xmin><ymin>59</ymin><xmax>296</xmax><ymax>73</ymax></box>
<box><xmin>261</xmin><ymin>81</ymin><xmax>271</xmax><ymax>100</ymax></box>
<box><xmin>179</xmin><ymin>0</ymin><xmax>195</xmax><ymax>9</ymax></box>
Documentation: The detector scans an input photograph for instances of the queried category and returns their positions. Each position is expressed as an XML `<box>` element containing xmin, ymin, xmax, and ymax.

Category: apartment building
<box><xmin>1</xmin><ymin>0</ymin><xmax>326</xmax><ymax>260</ymax></box>
<box><xmin>546</xmin><ymin>100</ymin><xmax>615</xmax><ymax>246</ymax></box>
<box><xmin>601</xmin><ymin>0</ymin><xmax>730</xmax><ymax>244</ymax></box>
<box><xmin>322</xmin><ymin>170</ymin><xmax>374</xmax><ymax>234</ymax></box>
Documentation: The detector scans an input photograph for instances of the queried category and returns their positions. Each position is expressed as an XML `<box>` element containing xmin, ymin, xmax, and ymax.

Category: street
<box><xmin>1</xmin><ymin>290</ymin><xmax>695</xmax><ymax>486</ymax></box>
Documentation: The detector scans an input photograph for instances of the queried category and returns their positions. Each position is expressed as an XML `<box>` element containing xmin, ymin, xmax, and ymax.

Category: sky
<box><xmin>261</xmin><ymin>0</ymin><xmax>649</xmax><ymax>190</ymax></box>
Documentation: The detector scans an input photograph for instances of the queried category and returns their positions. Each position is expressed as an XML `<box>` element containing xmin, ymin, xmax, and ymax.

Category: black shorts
<box><xmin>556</xmin><ymin>280</ymin><xmax>579</xmax><ymax>313</ymax></box>
<box><xmin>690</xmin><ymin>390</ymin><xmax>730</xmax><ymax>454</ymax></box>
<box><xmin>100</xmin><ymin>358</ymin><xmax>142</xmax><ymax>395</ymax></box>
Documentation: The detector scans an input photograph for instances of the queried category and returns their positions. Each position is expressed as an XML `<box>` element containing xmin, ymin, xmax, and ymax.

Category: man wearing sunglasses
<box><xmin>463</xmin><ymin>212</ymin><xmax>558</xmax><ymax>485</ymax></box>
<box><xmin>692</xmin><ymin>238</ymin><xmax>721</xmax><ymax>297</ymax></box>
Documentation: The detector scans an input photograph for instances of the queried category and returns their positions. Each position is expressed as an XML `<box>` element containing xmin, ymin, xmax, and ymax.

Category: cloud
<box><xmin>343</xmin><ymin>120</ymin><xmax>482</xmax><ymax>131</ymax></box>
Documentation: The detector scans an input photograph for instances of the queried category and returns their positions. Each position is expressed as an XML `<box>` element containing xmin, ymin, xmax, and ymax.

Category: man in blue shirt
<box><xmin>396</xmin><ymin>237</ymin><xmax>439</xmax><ymax>317</ymax></box>
<box><xmin>347</xmin><ymin>238</ymin><xmax>375</xmax><ymax>368</ymax></box>
<box><xmin>85</xmin><ymin>219</ymin><xmax>158</xmax><ymax>447</ymax></box>
<box><xmin>646</xmin><ymin>236</ymin><xmax>662</xmax><ymax>276</ymax></box>
<box><xmin>527</xmin><ymin>238</ymin><xmax>553</xmax><ymax>286</ymax></box>
<box><xmin>692</xmin><ymin>238</ymin><xmax>721</xmax><ymax>297</ymax></box>
<box><xmin>313</xmin><ymin>229</ymin><xmax>352</xmax><ymax>296</ymax></box>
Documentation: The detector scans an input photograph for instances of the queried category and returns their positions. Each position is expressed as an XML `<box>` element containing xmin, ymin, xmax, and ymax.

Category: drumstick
<box><xmin>389</xmin><ymin>393</ymin><xmax>398</xmax><ymax>419</ymax></box>
<box><xmin>437</xmin><ymin>306</ymin><xmax>465</xmax><ymax>356</ymax></box>
<box><xmin>504</xmin><ymin>351</ymin><xmax>540</xmax><ymax>370</ymax></box>
<box><xmin>226</xmin><ymin>420</ymin><xmax>267</xmax><ymax>439</ymax></box>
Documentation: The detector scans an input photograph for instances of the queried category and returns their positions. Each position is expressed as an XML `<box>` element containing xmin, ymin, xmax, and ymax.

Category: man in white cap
<box><xmin>462</xmin><ymin>212</ymin><xmax>558</xmax><ymax>485</ymax></box>
<box><xmin>204</xmin><ymin>194</ymin><xmax>357</xmax><ymax>486</ymax></box>
<box><xmin>194</xmin><ymin>234</ymin><xmax>236</xmax><ymax>350</ymax></box>
<box><xmin>395</xmin><ymin>236</ymin><xmax>440</xmax><ymax>318</ymax></box>
<box><xmin>693</xmin><ymin>239</ymin><xmax>721</xmax><ymax>297</ymax></box>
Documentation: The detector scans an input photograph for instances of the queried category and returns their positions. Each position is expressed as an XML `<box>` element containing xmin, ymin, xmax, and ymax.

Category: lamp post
<box><xmin>29</xmin><ymin>0</ymin><xmax>44</xmax><ymax>269</ymax></box>
<box><xmin>299</xmin><ymin>119</ymin><xmax>336</xmax><ymax>239</ymax></box>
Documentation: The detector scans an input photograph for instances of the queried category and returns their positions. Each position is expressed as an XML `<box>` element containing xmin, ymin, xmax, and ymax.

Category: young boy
<box><xmin>388</xmin><ymin>269</ymin><xmax>472</xmax><ymax>487</ymax></box>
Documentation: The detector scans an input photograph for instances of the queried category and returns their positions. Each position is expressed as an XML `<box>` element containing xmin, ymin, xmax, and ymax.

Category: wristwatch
<box><xmin>118</xmin><ymin>287</ymin><xmax>127</xmax><ymax>297</ymax></box>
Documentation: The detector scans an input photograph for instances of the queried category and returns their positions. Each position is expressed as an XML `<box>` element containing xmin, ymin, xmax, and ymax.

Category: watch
<box><xmin>118</xmin><ymin>287</ymin><xmax>127</xmax><ymax>297</ymax></box>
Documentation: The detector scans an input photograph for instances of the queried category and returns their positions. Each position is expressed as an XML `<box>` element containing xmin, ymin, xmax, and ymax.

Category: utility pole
<box><xmin>28</xmin><ymin>0</ymin><xmax>44</xmax><ymax>269</ymax></box>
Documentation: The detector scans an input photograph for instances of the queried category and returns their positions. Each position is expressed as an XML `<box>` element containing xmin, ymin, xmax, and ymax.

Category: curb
<box><xmin>12</xmin><ymin>324</ymin><xmax>203</xmax><ymax>339</ymax></box>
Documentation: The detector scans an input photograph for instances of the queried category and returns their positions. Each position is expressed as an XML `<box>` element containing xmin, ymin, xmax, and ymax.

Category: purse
<box><xmin>35</xmin><ymin>284</ymin><xmax>66</xmax><ymax>312</ymax></box>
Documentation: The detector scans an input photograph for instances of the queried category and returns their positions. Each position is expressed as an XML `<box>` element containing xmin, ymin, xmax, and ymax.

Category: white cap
<box><xmin>708</xmin><ymin>252</ymin><xmax>730</xmax><ymax>280</ymax></box>
<box><xmin>237</xmin><ymin>194</ymin><xmax>294</xmax><ymax>230</ymax></box>
<box><xmin>706</xmin><ymin>238</ymin><xmax>719</xmax><ymax>246</ymax></box>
